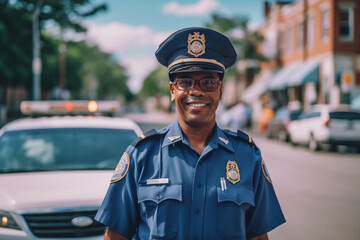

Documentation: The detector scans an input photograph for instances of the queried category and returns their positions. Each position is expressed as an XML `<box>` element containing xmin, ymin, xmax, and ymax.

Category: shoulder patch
<box><xmin>111</xmin><ymin>152</ymin><xmax>130</xmax><ymax>183</ymax></box>
<box><xmin>261</xmin><ymin>157</ymin><xmax>272</xmax><ymax>184</ymax></box>
<box><xmin>131</xmin><ymin>128</ymin><xmax>159</xmax><ymax>147</ymax></box>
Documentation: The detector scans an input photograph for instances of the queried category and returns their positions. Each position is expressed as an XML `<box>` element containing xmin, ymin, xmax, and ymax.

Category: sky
<box><xmin>83</xmin><ymin>0</ymin><xmax>266</xmax><ymax>93</ymax></box>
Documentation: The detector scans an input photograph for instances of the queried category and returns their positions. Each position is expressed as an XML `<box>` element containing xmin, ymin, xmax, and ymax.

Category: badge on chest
<box><xmin>226</xmin><ymin>160</ymin><xmax>240</xmax><ymax>184</ymax></box>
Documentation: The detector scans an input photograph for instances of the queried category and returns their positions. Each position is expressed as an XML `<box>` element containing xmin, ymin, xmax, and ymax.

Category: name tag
<box><xmin>146</xmin><ymin>178</ymin><xmax>169</xmax><ymax>185</ymax></box>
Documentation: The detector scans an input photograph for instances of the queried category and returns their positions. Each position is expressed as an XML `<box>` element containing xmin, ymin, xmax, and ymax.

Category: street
<box><xmin>130</xmin><ymin>114</ymin><xmax>360</xmax><ymax>240</ymax></box>
<box><xmin>254</xmin><ymin>136</ymin><xmax>360</xmax><ymax>240</ymax></box>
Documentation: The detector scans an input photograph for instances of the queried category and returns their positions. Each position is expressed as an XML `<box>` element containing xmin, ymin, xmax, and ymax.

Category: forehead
<box><xmin>175</xmin><ymin>71</ymin><xmax>219</xmax><ymax>79</ymax></box>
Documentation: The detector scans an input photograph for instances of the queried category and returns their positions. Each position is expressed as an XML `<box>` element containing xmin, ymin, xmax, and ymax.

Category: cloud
<box><xmin>85</xmin><ymin>22</ymin><xmax>160</xmax><ymax>53</ymax></box>
<box><xmin>163</xmin><ymin>0</ymin><xmax>219</xmax><ymax>16</ymax></box>
<box><xmin>121</xmin><ymin>56</ymin><xmax>158</xmax><ymax>93</ymax></box>
<box><xmin>83</xmin><ymin>22</ymin><xmax>172</xmax><ymax>93</ymax></box>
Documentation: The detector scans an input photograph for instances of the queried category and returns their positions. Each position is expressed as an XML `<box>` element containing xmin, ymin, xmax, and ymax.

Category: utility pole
<box><xmin>32</xmin><ymin>0</ymin><xmax>44</xmax><ymax>100</ymax></box>
<box><xmin>59</xmin><ymin>30</ymin><xmax>67</xmax><ymax>100</ymax></box>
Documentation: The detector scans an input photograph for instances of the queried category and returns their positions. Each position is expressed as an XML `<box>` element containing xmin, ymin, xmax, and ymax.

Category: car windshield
<box><xmin>329</xmin><ymin>111</ymin><xmax>360</xmax><ymax>120</ymax></box>
<box><xmin>0</xmin><ymin>128</ymin><xmax>138</xmax><ymax>173</ymax></box>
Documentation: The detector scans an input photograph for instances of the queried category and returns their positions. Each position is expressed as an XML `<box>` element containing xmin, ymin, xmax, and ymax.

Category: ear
<box><xmin>219</xmin><ymin>82</ymin><xmax>223</xmax><ymax>100</ymax></box>
<box><xmin>169</xmin><ymin>82</ymin><xmax>176</xmax><ymax>101</ymax></box>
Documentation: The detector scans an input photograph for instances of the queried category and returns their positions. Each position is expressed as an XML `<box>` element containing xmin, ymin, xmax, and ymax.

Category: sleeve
<box><xmin>245</xmin><ymin>152</ymin><xmax>286</xmax><ymax>238</ymax></box>
<box><xmin>95</xmin><ymin>146</ymin><xmax>139</xmax><ymax>238</ymax></box>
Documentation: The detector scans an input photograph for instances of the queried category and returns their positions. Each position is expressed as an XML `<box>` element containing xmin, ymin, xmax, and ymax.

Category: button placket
<box><xmin>189</xmin><ymin>158</ymin><xmax>207</xmax><ymax>240</ymax></box>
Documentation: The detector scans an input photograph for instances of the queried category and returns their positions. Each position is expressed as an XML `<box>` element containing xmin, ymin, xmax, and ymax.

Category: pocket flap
<box><xmin>217</xmin><ymin>187</ymin><xmax>255</xmax><ymax>206</ymax></box>
<box><xmin>138</xmin><ymin>184</ymin><xmax>182</xmax><ymax>204</ymax></box>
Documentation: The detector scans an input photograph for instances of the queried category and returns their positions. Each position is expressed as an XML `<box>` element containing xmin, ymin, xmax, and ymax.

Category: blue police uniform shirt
<box><xmin>95</xmin><ymin>120</ymin><xmax>285</xmax><ymax>239</ymax></box>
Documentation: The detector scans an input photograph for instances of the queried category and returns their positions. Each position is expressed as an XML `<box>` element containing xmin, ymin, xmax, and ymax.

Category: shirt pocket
<box><xmin>138</xmin><ymin>184</ymin><xmax>182</xmax><ymax>239</ymax></box>
<box><xmin>216</xmin><ymin>186</ymin><xmax>255</xmax><ymax>239</ymax></box>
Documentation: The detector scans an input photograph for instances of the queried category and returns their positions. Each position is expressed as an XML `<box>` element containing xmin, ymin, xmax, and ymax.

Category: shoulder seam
<box><xmin>131</xmin><ymin>128</ymin><xmax>159</xmax><ymax>147</ymax></box>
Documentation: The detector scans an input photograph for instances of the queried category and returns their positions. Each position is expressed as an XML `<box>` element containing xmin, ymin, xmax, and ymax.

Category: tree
<box><xmin>138</xmin><ymin>66</ymin><xmax>170</xmax><ymax>98</ymax></box>
<box><xmin>0</xmin><ymin>0</ymin><xmax>107</xmax><ymax>94</ymax></box>
<box><xmin>205</xmin><ymin>13</ymin><xmax>265</xmax><ymax>86</ymax></box>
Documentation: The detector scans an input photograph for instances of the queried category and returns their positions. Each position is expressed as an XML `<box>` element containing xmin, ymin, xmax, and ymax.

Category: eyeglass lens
<box><xmin>175</xmin><ymin>79</ymin><xmax>219</xmax><ymax>91</ymax></box>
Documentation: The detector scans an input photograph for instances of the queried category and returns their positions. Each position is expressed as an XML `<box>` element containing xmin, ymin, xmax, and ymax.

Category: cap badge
<box><xmin>226</xmin><ymin>160</ymin><xmax>240</xmax><ymax>184</ymax></box>
<box><xmin>187</xmin><ymin>32</ymin><xmax>206</xmax><ymax>57</ymax></box>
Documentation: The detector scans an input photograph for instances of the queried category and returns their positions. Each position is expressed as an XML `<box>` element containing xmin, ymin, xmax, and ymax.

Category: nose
<box><xmin>189</xmin><ymin>81</ymin><xmax>204</xmax><ymax>96</ymax></box>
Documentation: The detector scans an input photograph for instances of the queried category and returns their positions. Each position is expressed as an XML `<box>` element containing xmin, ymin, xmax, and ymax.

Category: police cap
<box><xmin>155</xmin><ymin>27</ymin><xmax>237</xmax><ymax>81</ymax></box>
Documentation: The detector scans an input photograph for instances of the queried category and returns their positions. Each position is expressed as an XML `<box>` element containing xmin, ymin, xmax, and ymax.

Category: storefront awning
<box><xmin>267</xmin><ymin>63</ymin><xmax>299</xmax><ymax>90</ymax></box>
<box><xmin>267</xmin><ymin>59</ymin><xmax>320</xmax><ymax>90</ymax></box>
<box><xmin>241</xmin><ymin>71</ymin><xmax>272</xmax><ymax>104</ymax></box>
<box><xmin>287</xmin><ymin>59</ymin><xmax>319</xmax><ymax>87</ymax></box>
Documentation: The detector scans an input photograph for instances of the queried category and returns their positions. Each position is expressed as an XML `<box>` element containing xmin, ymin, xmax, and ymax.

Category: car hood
<box><xmin>0</xmin><ymin>171</ymin><xmax>113</xmax><ymax>212</ymax></box>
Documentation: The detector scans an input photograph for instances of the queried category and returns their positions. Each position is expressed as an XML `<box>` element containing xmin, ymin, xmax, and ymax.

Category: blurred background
<box><xmin>1</xmin><ymin>0</ymin><xmax>360</xmax><ymax>240</ymax></box>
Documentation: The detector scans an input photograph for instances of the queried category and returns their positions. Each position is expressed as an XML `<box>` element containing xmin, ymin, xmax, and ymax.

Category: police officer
<box><xmin>95</xmin><ymin>27</ymin><xmax>285</xmax><ymax>240</ymax></box>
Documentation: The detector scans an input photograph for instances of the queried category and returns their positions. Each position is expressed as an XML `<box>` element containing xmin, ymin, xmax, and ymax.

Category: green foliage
<box><xmin>0</xmin><ymin>0</ymin><xmax>132</xmax><ymax>101</ymax></box>
<box><xmin>138</xmin><ymin>66</ymin><xmax>170</xmax><ymax>98</ymax></box>
<box><xmin>205</xmin><ymin>13</ymin><xmax>265</xmax><ymax>82</ymax></box>
<box><xmin>0</xmin><ymin>3</ymin><xmax>32</xmax><ymax>87</ymax></box>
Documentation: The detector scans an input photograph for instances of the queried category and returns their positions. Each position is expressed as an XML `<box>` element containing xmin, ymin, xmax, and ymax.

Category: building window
<box><xmin>287</xmin><ymin>26</ymin><xmax>293</xmax><ymax>53</ymax></box>
<box><xmin>278</xmin><ymin>30</ymin><xmax>285</xmax><ymax>54</ymax></box>
<box><xmin>297</xmin><ymin>21</ymin><xmax>304</xmax><ymax>49</ymax></box>
<box><xmin>339</xmin><ymin>6</ymin><xmax>354</xmax><ymax>41</ymax></box>
<box><xmin>307</xmin><ymin>15</ymin><xmax>314</xmax><ymax>48</ymax></box>
<box><xmin>322</xmin><ymin>9</ymin><xmax>329</xmax><ymax>42</ymax></box>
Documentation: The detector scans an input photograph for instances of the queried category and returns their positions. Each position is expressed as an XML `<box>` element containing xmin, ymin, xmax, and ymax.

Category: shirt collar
<box><xmin>162</xmin><ymin>120</ymin><xmax>184</xmax><ymax>148</ymax></box>
<box><xmin>214</xmin><ymin>125</ymin><xmax>235</xmax><ymax>152</ymax></box>
<box><xmin>162</xmin><ymin>120</ymin><xmax>235</xmax><ymax>153</ymax></box>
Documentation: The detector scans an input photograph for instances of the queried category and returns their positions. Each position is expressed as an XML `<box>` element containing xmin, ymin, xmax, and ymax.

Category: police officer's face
<box><xmin>170</xmin><ymin>71</ymin><xmax>222</xmax><ymax>127</ymax></box>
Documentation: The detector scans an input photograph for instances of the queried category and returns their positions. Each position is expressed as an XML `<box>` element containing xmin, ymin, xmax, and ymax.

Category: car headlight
<box><xmin>0</xmin><ymin>211</ymin><xmax>21</xmax><ymax>230</ymax></box>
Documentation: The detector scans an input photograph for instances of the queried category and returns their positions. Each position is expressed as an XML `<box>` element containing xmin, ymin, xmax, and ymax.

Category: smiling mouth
<box><xmin>187</xmin><ymin>103</ymin><xmax>207</xmax><ymax>107</ymax></box>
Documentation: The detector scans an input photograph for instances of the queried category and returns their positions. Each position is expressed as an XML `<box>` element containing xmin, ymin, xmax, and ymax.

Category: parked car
<box><xmin>351</xmin><ymin>94</ymin><xmax>360</xmax><ymax>112</ymax></box>
<box><xmin>288</xmin><ymin>104</ymin><xmax>360</xmax><ymax>152</ymax></box>
<box><xmin>265</xmin><ymin>107</ymin><xmax>302</xmax><ymax>142</ymax></box>
<box><xmin>0</xmin><ymin>101</ymin><xmax>142</xmax><ymax>240</ymax></box>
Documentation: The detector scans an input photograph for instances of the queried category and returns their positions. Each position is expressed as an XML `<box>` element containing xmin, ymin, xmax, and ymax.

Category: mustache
<box><xmin>184</xmin><ymin>96</ymin><xmax>208</xmax><ymax>102</ymax></box>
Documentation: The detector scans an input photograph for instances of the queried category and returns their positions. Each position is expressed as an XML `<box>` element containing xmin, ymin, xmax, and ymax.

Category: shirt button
<box><xmin>197</xmin><ymin>183</ymin><xmax>201</xmax><ymax>188</ymax></box>
<box><xmin>195</xmin><ymin>208</ymin><xmax>200</xmax><ymax>214</ymax></box>
<box><xmin>237</xmin><ymin>197</ymin><xmax>241</xmax><ymax>202</ymax></box>
<box><xmin>156</xmin><ymin>195</ymin><xmax>161</xmax><ymax>201</ymax></box>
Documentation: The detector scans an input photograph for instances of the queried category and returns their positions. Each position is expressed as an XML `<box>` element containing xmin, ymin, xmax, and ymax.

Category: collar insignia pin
<box><xmin>168</xmin><ymin>136</ymin><xmax>181</xmax><ymax>142</ymax></box>
<box><xmin>226</xmin><ymin>160</ymin><xmax>240</xmax><ymax>184</ymax></box>
<box><xmin>219</xmin><ymin>137</ymin><xmax>229</xmax><ymax>145</ymax></box>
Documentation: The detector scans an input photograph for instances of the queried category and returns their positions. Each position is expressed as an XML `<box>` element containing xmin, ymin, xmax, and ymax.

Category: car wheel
<box><xmin>309</xmin><ymin>135</ymin><xmax>320</xmax><ymax>151</ymax></box>
<box><xmin>329</xmin><ymin>144</ymin><xmax>337</xmax><ymax>152</ymax></box>
<box><xmin>278</xmin><ymin>130</ymin><xmax>288</xmax><ymax>142</ymax></box>
<box><xmin>289</xmin><ymin>135</ymin><xmax>297</xmax><ymax>146</ymax></box>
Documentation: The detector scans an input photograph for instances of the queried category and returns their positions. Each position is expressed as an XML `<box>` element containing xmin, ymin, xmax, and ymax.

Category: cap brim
<box><xmin>169</xmin><ymin>64</ymin><xmax>223</xmax><ymax>75</ymax></box>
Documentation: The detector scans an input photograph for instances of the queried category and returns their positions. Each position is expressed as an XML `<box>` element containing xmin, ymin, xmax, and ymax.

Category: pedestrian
<box><xmin>95</xmin><ymin>27</ymin><xmax>285</xmax><ymax>240</ymax></box>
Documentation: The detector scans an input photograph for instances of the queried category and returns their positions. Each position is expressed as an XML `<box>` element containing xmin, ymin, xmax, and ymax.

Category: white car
<box><xmin>288</xmin><ymin>104</ymin><xmax>360</xmax><ymax>152</ymax></box>
<box><xmin>0</xmin><ymin>101</ymin><xmax>142</xmax><ymax>239</ymax></box>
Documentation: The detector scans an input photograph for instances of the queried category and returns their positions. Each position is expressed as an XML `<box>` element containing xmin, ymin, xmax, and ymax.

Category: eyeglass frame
<box><xmin>171</xmin><ymin>78</ymin><xmax>222</xmax><ymax>92</ymax></box>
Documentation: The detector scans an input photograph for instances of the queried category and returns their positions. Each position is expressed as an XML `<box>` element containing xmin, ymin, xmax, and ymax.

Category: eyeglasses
<box><xmin>172</xmin><ymin>78</ymin><xmax>221</xmax><ymax>92</ymax></box>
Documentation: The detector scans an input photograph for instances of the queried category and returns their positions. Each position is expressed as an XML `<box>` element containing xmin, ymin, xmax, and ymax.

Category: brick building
<box><xmin>243</xmin><ymin>0</ymin><xmax>360</xmax><ymax>112</ymax></box>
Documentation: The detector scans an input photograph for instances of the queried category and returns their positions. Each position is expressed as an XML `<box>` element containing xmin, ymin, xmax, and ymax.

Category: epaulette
<box><xmin>223</xmin><ymin>129</ymin><xmax>259</xmax><ymax>150</ymax></box>
<box><xmin>131</xmin><ymin>128</ymin><xmax>159</xmax><ymax>147</ymax></box>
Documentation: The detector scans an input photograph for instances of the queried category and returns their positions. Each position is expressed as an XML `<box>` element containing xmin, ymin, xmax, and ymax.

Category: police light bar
<box><xmin>20</xmin><ymin>101</ymin><xmax>120</xmax><ymax>115</ymax></box>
